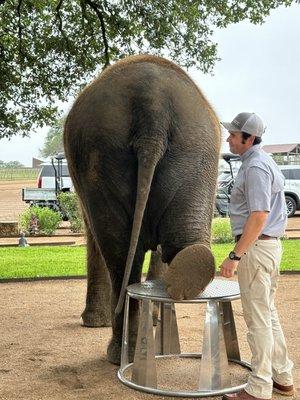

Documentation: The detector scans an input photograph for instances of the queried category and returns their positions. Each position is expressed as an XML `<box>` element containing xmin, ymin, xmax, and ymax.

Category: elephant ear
<box><xmin>164</xmin><ymin>244</ymin><xmax>215</xmax><ymax>300</ymax></box>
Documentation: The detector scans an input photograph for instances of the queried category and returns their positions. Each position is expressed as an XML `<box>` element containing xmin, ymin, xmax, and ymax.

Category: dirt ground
<box><xmin>0</xmin><ymin>181</ymin><xmax>299</xmax><ymax>399</ymax></box>
<box><xmin>0</xmin><ymin>275</ymin><xmax>299</xmax><ymax>400</ymax></box>
<box><xmin>0</xmin><ymin>180</ymin><xmax>36</xmax><ymax>222</ymax></box>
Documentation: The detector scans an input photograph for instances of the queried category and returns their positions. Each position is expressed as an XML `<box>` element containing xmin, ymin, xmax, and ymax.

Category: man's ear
<box><xmin>249</xmin><ymin>135</ymin><xmax>256</xmax><ymax>145</ymax></box>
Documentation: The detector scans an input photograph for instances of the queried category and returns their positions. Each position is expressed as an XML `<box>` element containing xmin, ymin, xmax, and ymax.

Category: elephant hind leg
<box><xmin>156</xmin><ymin>162</ymin><xmax>218</xmax><ymax>300</ymax></box>
<box><xmin>81</xmin><ymin>222</ymin><xmax>112</xmax><ymax>327</ymax></box>
<box><xmin>106</xmin><ymin>245</ymin><xmax>145</xmax><ymax>365</ymax></box>
<box><xmin>164</xmin><ymin>244</ymin><xmax>215</xmax><ymax>300</ymax></box>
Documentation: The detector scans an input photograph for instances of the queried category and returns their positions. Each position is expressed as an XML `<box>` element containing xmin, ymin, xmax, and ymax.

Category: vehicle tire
<box><xmin>285</xmin><ymin>195</ymin><xmax>297</xmax><ymax>218</ymax></box>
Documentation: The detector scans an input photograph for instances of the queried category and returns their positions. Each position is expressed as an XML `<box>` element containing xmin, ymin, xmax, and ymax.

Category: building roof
<box><xmin>262</xmin><ymin>144</ymin><xmax>299</xmax><ymax>154</ymax></box>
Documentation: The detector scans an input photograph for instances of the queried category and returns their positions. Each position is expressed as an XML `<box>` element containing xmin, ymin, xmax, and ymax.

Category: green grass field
<box><xmin>0</xmin><ymin>240</ymin><xmax>299</xmax><ymax>280</ymax></box>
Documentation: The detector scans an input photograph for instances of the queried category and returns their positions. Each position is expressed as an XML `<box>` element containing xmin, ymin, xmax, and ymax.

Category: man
<box><xmin>219</xmin><ymin>112</ymin><xmax>294</xmax><ymax>400</ymax></box>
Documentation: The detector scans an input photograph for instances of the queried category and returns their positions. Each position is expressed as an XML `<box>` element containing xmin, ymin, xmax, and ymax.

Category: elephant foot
<box><xmin>107</xmin><ymin>335</ymin><xmax>137</xmax><ymax>365</ymax></box>
<box><xmin>164</xmin><ymin>244</ymin><xmax>215</xmax><ymax>300</ymax></box>
<box><xmin>81</xmin><ymin>308</ymin><xmax>111</xmax><ymax>327</ymax></box>
<box><xmin>107</xmin><ymin>338</ymin><xmax>122</xmax><ymax>365</ymax></box>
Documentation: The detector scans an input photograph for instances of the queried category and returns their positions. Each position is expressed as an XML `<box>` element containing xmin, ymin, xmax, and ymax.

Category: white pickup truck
<box><xmin>36</xmin><ymin>162</ymin><xmax>73</xmax><ymax>190</ymax></box>
<box><xmin>22</xmin><ymin>156</ymin><xmax>73</xmax><ymax>218</ymax></box>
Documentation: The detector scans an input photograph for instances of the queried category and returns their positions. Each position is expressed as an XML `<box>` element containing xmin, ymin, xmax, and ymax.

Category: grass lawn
<box><xmin>0</xmin><ymin>240</ymin><xmax>299</xmax><ymax>279</ymax></box>
<box><xmin>0</xmin><ymin>246</ymin><xmax>87</xmax><ymax>279</ymax></box>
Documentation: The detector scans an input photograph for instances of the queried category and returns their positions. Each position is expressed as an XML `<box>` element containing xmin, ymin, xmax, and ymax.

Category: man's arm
<box><xmin>234</xmin><ymin>211</ymin><xmax>269</xmax><ymax>256</ymax></box>
<box><xmin>220</xmin><ymin>211</ymin><xmax>268</xmax><ymax>278</ymax></box>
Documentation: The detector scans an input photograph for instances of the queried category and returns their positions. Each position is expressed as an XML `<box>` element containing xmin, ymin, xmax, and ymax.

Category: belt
<box><xmin>235</xmin><ymin>234</ymin><xmax>278</xmax><ymax>242</ymax></box>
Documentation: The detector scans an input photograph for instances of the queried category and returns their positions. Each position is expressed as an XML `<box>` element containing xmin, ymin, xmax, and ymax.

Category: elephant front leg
<box><xmin>81</xmin><ymin>228</ymin><xmax>112</xmax><ymax>327</ymax></box>
<box><xmin>146</xmin><ymin>245</ymin><xmax>168</xmax><ymax>325</ymax></box>
<box><xmin>146</xmin><ymin>245</ymin><xmax>168</xmax><ymax>281</ymax></box>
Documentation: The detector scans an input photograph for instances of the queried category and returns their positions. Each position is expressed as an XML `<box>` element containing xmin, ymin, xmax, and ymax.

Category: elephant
<box><xmin>63</xmin><ymin>54</ymin><xmax>221</xmax><ymax>364</ymax></box>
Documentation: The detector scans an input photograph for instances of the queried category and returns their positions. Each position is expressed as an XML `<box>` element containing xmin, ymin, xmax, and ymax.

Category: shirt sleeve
<box><xmin>245</xmin><ymin>166</ymin><xmax>271</xmax><ymax>212</ymax></box>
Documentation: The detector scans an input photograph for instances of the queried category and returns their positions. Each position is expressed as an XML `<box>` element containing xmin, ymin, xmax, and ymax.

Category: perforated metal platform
<box><xmin>127</xmin><ymin>278</ymin><xmax>241</xmax><ymax>302</ymax></box>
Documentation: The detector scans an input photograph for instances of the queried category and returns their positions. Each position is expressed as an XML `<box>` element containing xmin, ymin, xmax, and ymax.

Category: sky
<box><xmin>0</xmin><ymin>4</ymin><xmax>299</xmax><ymax>167</ymax></box>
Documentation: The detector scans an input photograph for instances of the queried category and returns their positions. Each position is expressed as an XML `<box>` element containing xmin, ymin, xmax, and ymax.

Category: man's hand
<box><xmin>220</xmin><ymin>258</ymin><xmax>239</xmax><ymax>278</ymax></box>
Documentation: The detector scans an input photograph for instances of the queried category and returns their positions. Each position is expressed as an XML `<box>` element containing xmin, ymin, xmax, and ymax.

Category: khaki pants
<box><xmin>237</xmin><ymin>239</ymin><xmax>293</xmax><ymax>399</ymax></box>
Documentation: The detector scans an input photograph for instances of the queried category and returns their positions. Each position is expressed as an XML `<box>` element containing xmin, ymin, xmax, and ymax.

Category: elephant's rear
<box><xmin>64</xmin><ymin>55</ymin><xmax>220</xmax><ymax>199</ymax></box>
<box><xmin>64</xmin><ymin>55</ymin><xmax>221</xmax><ymax>364</ymax></box>
<box><xmin>64</xmin><ymin>54</ymin><xmax>221</xmax><ymax>284</ymax></box>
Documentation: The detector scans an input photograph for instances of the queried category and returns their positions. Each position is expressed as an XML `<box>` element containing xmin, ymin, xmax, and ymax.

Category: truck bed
<box><xmin>22</xmin><ymin>188</ymin><xmax>57</xmax><ymax>202</ymax></box>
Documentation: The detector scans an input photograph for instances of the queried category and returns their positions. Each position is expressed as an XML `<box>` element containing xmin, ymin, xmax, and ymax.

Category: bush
<box><xmin>19</xmin><ymin>206</ymin><xmax>62</xmax><ymax>235</ymax></box>
<box><xmin>211</xmin><ymin>217</ymin><xmax>234</xmax><ymax>244</ymax></box>
<box><xmin>58</xmin><ymin>192</ymin><xmax>84</xmax><ymax>233</ymax></box>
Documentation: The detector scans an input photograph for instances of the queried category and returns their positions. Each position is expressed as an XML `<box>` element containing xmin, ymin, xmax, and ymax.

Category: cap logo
<box><xmin>232</xmin><ymin>119</ymin><xmax>240</xmax><ymax>127</ymax></box>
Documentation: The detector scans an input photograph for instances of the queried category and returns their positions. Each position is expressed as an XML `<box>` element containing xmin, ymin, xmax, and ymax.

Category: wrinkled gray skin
<box><xmin>64</xmin><ymin>55</ymin><xmax>220</xmax><ymax>364</ymax></box>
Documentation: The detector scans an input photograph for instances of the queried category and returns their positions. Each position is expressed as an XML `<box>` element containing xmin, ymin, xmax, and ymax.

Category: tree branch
<box><xmin>85</xmin><ymin>0</ymin><xmax>110</xmax><ymax>67</ymax></box>
<box><xmin>55</xmin><ymin>0</ymin><xmax>64</xmax><ymax>30</ymax></box>
<box><xmin>0</xmin><ymin>42</ymin><xmax>6</xmax><ymax>60</ymax></box>
<box><xmin>17</xmin><ymin>0</ymin><xmax>24</xmax><ymax>60</ymax></box>
<box><xmin>55</xmin><ymin>0</ymin><xmax>70</xmax><ymax>51</ymax></box>
<box><xmin>56</xmin><ymin>0</ymin><xmax>64</xmax><ymax>13</ymax></box>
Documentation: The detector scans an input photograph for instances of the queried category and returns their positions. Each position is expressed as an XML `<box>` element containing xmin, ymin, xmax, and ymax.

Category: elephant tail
<box><xmin>115</xmin><ymin>139</ymin><xmax>166</xmax><ymax>315</ymax></box>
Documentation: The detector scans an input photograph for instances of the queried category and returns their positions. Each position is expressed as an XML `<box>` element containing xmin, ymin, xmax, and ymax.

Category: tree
<box><xmin>40</xmin><ymin>117</ymin><xmax>64</xmax><ymax>158</ymax></box>
<box><xmin>3</xmin><ymin>160</ymin><xmax>25</xmax><ymax>168</ymax></box>
<box><xmin>0</xmin><ymin>0</ymin><xmax>298</xmax><ymax>139</ymax></box>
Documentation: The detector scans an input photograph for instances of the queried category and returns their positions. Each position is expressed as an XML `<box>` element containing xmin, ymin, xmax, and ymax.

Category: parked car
<box><xmin>215</xmin><ymin>154</ymin><xmax>300</xmax><ymax>218</ymax></box>
<box><xmin>215</xmin><ymin>154</ymin><xmax>240</xmax><ymax>217</ymax></box>
<box><xmin>279</xmin><ymin>165</ymin><xmax>300</xmax><ymax>217</ymax></box>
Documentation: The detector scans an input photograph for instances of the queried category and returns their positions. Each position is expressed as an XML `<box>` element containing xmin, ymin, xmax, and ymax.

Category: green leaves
<box><xmin>0</xmin><ymin>0</ymin><xmax>297</xmax><ymax>138</ymax></box>
<box><xmin>57</xmin><ymin>191</ymin><xmax>84</xmax><ymax>233</ymax></box>
<box><xmin>19</xmin><ymin>205</ymin><xmax>62</xmax><ymax>235</ymax></box>
<box><xmin>40</xmin><ymin>116</ymin><xmax>64</xmax><ymax>158</ymax></box>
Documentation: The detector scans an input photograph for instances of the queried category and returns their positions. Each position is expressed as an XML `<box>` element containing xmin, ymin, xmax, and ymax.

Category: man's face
<box><xmin>226</xmin><ymin>131</ymin><xmax>254</xmax><ymax>155</ymax></box>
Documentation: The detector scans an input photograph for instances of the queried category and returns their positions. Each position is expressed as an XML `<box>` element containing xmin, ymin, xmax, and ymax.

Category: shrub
<box><xmin>211</xmin><ymin>217</ymin><xmax>234</xmax><ymax>244</ymax></box>
<box><xmin>58</xmin><ymin>192</ymin><xmax>84</xmax><ymax>233</ymax></box>
<box><xmin>19</xmin><ymin>206</ymin><xmax>62</xmax><ymax>235</ymax></box>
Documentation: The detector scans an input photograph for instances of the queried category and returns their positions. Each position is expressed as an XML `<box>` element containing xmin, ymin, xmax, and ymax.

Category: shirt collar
<box><xmin>240</xmin><ymin>144</ymin><xmax>261</xmax><ymax>162</ymax></box>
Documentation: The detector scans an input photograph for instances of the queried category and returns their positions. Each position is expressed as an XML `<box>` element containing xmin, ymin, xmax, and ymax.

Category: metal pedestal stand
<box><xmin>118</xmin><ymin>279</ymin><xmax>251</xmax><ymax>397</ymax></box>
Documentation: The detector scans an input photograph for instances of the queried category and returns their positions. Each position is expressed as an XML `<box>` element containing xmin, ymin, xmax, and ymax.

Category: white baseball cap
<box><xmin>221</xmin><ymin>112</ymin><xmax>265</xmax><ymax>137</ymax></box>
